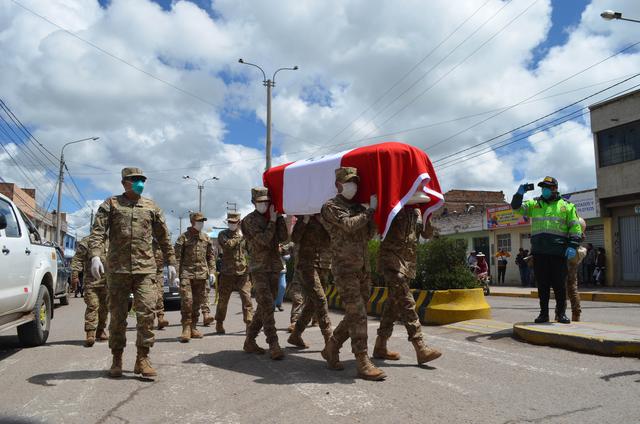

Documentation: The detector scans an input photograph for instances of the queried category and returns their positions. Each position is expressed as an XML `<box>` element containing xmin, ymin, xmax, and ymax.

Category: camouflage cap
<box><xmin>251</xmin><ymin>186</ymin><xmax>270</xmax><ymax>202</ymax></box>
<box><xmin>335</xmin><ymin>167</ymin><xmax>360</xmax><ymax>184</ymax></box>
<box><xmin>189</xmin><ymin>212</ymin><xmax>207</xmax><ymax>222</ymax></box>
<box><xmin>121</xmin><ymin>167</ymin><xmax>146</xmax><ymax>181</ymax></box>
<box><xmin>538</xmin><ymin>176</ymin><xmax>558</xmax><ymax>187</ymax></box>
<box><xmin>227</xmin><ymin>212</ymin><xmax>241</xmax><ymax>222</ymax></box>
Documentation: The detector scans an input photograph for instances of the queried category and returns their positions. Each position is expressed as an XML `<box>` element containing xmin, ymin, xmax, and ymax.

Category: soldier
<box><xmin>71</xmin><ymin>236</ymin><xmax>108</xmax><ymax>347</ymax></box>
<box><xmin>320</xmin><ymin>167</ymin><xmax>385</xmax><ymax>381</ymax></box>
<box><xmin>566</xmin><ymin>217</ymin><xmax>587</xmax><ymax>322</ymax></box>
<box><xmin>286</xmin><ymin>261</ymin><xmax>305</xmax><ymax>333</ymax></box>
<box><xmin>287</xmin><ymin>214</ymin><xmax>333</xmax><ymax>349</ymax></box>
<box><xmin>153</xmin><ymin>240</ymin><xmax>169</xmax><ymax>330</ymax></box>
<box><xmin>311</xmin><ymin>249</ymin><xmax>332</xmax><ymax>327</ymax></box>
<box><xmin>214</xmin><ymin>212</ymin><xmax>254</xmax><ymax>334</ymax></box>
<box><xmin>89</xmin><ymin>167</ymin><xmax>177</xmax><ymax>379</ymax></box>
<box><xmin>174</xmin><ymin>212</ymin><xmax>216</xmax><ymax>343</ymax></box>
<box><xmin>242</xmin><ymin>187</ymin><xmax>288</xmax><ymax>360</ymax></box>
<box><xmin>373</xmin><ymin>188</ymin><xmax>442</xmax><ymax>365</ymax></box>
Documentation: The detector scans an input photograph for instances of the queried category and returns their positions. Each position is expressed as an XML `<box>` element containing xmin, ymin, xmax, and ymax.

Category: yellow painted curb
<box><xmin>424</xmin><ymin>288</ymin><xmax>491</xmax><ymax>325</ymax></box>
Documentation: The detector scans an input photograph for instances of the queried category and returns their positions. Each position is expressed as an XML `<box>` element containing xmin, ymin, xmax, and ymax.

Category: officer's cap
<box><xmin>189</xmin><ymin>212</ymin><xmax>207</xmax><ymax>222</ymax></box>
<box><xmin>335</xmin><ymin>167</ymin><xmax>360</xmax><ymax>184</ymax></box>
<box><xmin>251</xmin><ymin>186</ymin><xmax>270</xmax><ymax>202</ymax></box>
<box><xmin>227</xmin><ymin>212</ymin><xmax>241</xmax><ymax>223</ymax></box>
<box><xmin>538</xmin><ymin>176</ymin><xmax>558</xmax><ymax>188</ymax></box>
<box><xmin>121</xmin><ymin>167</ymin><xmax>146</xmax><ymax>181</ymax></box>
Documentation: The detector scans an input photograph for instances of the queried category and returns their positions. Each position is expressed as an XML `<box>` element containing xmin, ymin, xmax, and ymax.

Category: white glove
<box><xmin>168</xmin><ymin>265</ymin><xmax>177</xmax><ymax>281</ymax></box>
<box><xmin>269</xmin><ymin>205</ymin><xmax>277</xmax><ymax>222</ymax></box>
<box><xmin>90</xmin><ymin>256</ymin><xmax>104</xmax><ymax>280</ymax></box>
<box><xmin>369</xmin><ymin>194</ymin><xmax>378</xmax><ymax>211</ymax></box>
<box><xmin>173</xmin><ymin>277</ymin><xmax>180</xmax><ymax>287</ymax></box>
<box><xmin>303</xmin><ymin>215</ymin><xmax>310</xmax><ymax>224</ymax></box>
<box><xmin>209</xmin><ymin>274</ymin><xmax>216</xmax><ymax>285</ymax></box>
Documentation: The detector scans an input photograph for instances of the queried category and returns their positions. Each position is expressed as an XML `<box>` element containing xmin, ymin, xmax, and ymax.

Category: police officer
<box><xmin>287</xmin><ymin>214</ymin><xmax>333</xmax><ymax>349</ymax></box>
<box><xmin>153</xmin><ymin>239</ymin><xmax>169</xmax><ymax>330</ymax></box>
<box><xmin>89</xmin><ymin>167</ymin><xmax>177</xmax><ymax>378</ymax></box>
<box><xmin>242</xmin><ymin>187</ymin><xmax>288</xmax><ymax>360</ymax></box>
<box><xmin>71</xmin><ymin>236</ymin><xmax>108</xmax><ymax>347</ymax></box>
<box><xmin>174</xmin><ymin>212</ymin><xmax>216</xmax><ymax>343</ymax></box>
<box><xmin>214</xmin><ymin>212</ymin><xmax>254</xmax><ymax>334</ymax></box>
<box><xmin>321</xmin><ymin>167</ymin><xmax>385</xmax><ymax>381</ymax></box>
<box><xmin>373</xmin><ymin>187</ymin><xmax>442</xmax><ymax>365</ymax></box>
<box><xmin>511</xmin><ymin>176</ymin><xmax>582</xmax><ymax>324</ymax></box>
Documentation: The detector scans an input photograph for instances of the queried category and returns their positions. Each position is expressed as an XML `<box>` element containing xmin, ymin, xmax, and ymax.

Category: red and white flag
<box><xmin>263</xmin><ymin>142</ymin><xmax>444</xmax><ymax>239</ymax></box>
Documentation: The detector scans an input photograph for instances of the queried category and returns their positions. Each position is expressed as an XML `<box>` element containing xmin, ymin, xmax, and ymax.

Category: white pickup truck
<box><xmin>0</xmin><ymin>193</ymin><xmax>58</xmax><ymax>346</ymax></box>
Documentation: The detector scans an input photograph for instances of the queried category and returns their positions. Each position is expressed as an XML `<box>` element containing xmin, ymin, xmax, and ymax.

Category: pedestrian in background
<box><xmin>515</xmin><ymin>248</ymin><xmax>529</xmax><ymax>287</ymax></box>
<box><xmin>275</xmin><ymin>242</ymin><xmax>293</xmax><ymax>312</ymax></box>
<box><xmin>595</xmin><ymin>247</ymin><xmax>606</xmax><ymax>286</ymax></box>
<box><xmin>583</xmin><ymin>243</ymin><xmax>596</xmax><ymax>285</ymax></box>
<box><xmin>495</xmin><ymin>248</ymin><xmax>510</xmax><ymax>285</ymax></box>
<box><xmin>467</xmin><ymin>250</ymin><xmax>477</xmax><ymax>268</ymax></box>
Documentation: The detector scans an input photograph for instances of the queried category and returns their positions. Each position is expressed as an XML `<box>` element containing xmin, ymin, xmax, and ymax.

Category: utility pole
<box><xmin>226</xmin><ymin>202</ymin><xmax>237</xmax><ymax>212</ymax></box>
<box><xmin>55</xmin><ymin>136</ymin><xmax>99</xmax><ymax>245</ymax></box>
<box><xmin>238</xmin><ymin>59</ymin><xmax>298</xmax><ymax>170</ymax></box>
<box><xmin>182</xmin><ymin>176</ymin><xmax>218</xmax><ymax>212</ymax></box>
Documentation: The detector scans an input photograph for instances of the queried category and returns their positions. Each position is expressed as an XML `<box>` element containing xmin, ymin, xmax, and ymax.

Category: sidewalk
<box><xmin>489</xmin><ymin>285</ymin><xmax>640</xmax><ymax>304</ymax></box>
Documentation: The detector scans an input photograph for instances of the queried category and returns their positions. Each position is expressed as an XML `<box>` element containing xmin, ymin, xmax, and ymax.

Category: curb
<box><xmin>490</xmin><ymin>290</ymin><xmax>640</xmax><ymax>304</ymax></box>
<box><xmin>513</xmin><ymin>322</ymin><xmax>640</xmax><ymax>358</ymax></box>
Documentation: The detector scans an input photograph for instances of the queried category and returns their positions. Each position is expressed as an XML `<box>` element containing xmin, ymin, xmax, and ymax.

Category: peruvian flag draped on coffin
<box><xmin>263</xmin><ymin>142</ymin><xmax>444</xmax><ymax>239</ymax></box>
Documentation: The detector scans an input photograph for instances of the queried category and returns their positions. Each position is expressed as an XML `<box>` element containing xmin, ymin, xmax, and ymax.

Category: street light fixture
<box><xmin>55</xmin><ymin>136</ymin><xmax>100</xmax><ymax>244</ymax></box>
<box><xmin>238</xmin><ymin>58</ymin><xmax>299</xmax><ymax>170</ymax></box>
<box><xmin>601</xmin><ymin>10</ymin><xmax>640</xmax><ymax>23</ymax></box>
<box><xmin>170</xmin><ymin>209</ymin><xmax>188</xmax><ymax>234</ymax></box>
<box><xmin>182</xmin><ymin>175</ymin><xmax>219</xmax><ymax>212</ymax></box>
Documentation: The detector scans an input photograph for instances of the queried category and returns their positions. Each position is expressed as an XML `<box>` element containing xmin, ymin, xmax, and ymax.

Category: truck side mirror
<box><xmin>0</xmin><ymin>214</ymin><xmax>6</xmax><ymax>231</ymax></box>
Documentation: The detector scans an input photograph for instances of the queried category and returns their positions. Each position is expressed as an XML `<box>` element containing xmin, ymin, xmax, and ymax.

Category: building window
<box><xmin>497</xmin><ymin>234</ymin><xmax>511</xmax><ymax>252</ymax></box>
<box><xmin>597</xmin><ymin>119</ymin><xmax>640</xmax><ymax>167</ymax></box>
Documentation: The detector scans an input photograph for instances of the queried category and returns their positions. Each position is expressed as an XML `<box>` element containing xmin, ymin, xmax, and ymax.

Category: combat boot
<box><xmin>355</xmin><ymin>352</ymin><xmax>386</xmax><ymax>381</ymax></box>
<box><xmin>572</xmin><ymin>311</ymin><xmax>581</xmax><ymax>322</ymax></box>
<box><xmin>191</xmin><ymin>325</ymin><xmax>203</xmax><ymax>339</ymax></box>
<box><xmin>108</xmin><ymin>349</ymin><xmax>123</xmax><ymax>378</ymax></box>
<box><xmin>202</xmin><ymin>313</ymin><xmax>214</xmax><ymax>327</ymax></box>
<box><xmin>96</xmin><ymin>329</ymin><xmax>109</xmax><ymax>341</ymax></box>
<box><xmin>373</xmin><ymin>336</ymin><xmax>401</xmax><ymax>360</ymax></box>
<box><xmin>85</xmin><ymin>330</ymin><xmax>96</xmax><ymax>347</ymax></box>
<box><xmin>287</xmin><ymin>328</ymin><xmax>309</xmax><ymax>348</ymax></box>
<box><xmin>555</xmin><ymin>314</ymin><xmax>571</xmax><ymax>324</ymax></box>
<box><xmin>215</xmin><ymin>321</ymin><xmax>226</xmax><ymax>335</ymax></box>
<box><xmin>180</xmin><ymin>324</ymin><xmax>191</xmax><ymax>343</ymax></box>
<box><xmin>243</xmin><ymin>337</ymin><xmax>266</xmax><ymax>354</ymax></box>
<box><xmin>269</xmin><ymin>342</ymin><xmax>285</xmax><ymax>360</ymax></box>
<box><xmin>411</xmin><ymin>339</ymin><xmax>442</xmax><ymax>365</ymax></box>
<box><xmin>134</xmin><ymin>347</ymin><xmax>157</xmax><ymax>378</ymax></box>
<box><xmin>321</xmin><ymin>336</ymin><xmax>344</xmax><ymax>370</ymax></box>
<box><xmin>157</xmin><ymin>314</ymin><xmax>169</xmax><ymax>330</ymax></box>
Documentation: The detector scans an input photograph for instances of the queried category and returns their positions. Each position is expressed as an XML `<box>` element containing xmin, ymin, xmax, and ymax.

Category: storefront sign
<box><xmin>562</xmin><ymin>190</ymin><xmax>599</xmax><ymax>219</ymax></box>
<box><xmin>486</xmin><ymin>205</ymin><xmax>529</xmax><ymax>229</ymax></box>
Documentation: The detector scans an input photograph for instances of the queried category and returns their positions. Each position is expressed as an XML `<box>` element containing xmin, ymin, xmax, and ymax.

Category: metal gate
<box><xmin>620</xmin><ymin>216</ymin><xmax>640</xmax><ymax>282</ymax></box>
<box><xmin>585</xmin><ymin>224</ymin><xmax>605</xmax><ymax>248</ymax></box>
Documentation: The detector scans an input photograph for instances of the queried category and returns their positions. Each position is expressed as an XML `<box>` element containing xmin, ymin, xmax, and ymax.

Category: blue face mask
<box><xmin>131</xmin><ymin>180</ymin><xmax>145</xmax><ymax>195</ymax></box>
<box><xmin>541</xmin><ymin>187</ymin><xmax>552</xmax><ymax>199</ymax></box>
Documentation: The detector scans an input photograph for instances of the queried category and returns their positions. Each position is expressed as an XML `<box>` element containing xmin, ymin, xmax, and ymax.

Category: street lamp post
<box><xmin>238</xmin><ymin>58</ymin><xmax>298</xmax><ymax>170</ymax></box>
<box><xmin>170</xmin><ymin>210</ymin><xmax>187</xmax><ymax>234</ymax></box>
<box><xmin>601</xmin><ymin>10</ymin><xmax>640</xmax><ymax>23</ymax></box>
<box><xmin>55</xmin><ymin>136</ymin><xmax>99</xmax><ymax>244</ymax></box>
<box><xmin>182</xmin><ymin>176</ymin><xmax>219</xmax><ymax>212</ymax></box>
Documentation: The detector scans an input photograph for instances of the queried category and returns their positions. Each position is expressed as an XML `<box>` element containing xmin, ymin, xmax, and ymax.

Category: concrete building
<box><xmin>589</xmin><ymin>89</ymin><xmax>640</xmax><ymax>287</ymax></box>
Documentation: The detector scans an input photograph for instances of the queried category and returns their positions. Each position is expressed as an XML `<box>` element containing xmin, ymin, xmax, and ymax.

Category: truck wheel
<box><xmin>17</xmin><ymin>285</ymin><xmax>52</xmax><ymax>347</ymax></box>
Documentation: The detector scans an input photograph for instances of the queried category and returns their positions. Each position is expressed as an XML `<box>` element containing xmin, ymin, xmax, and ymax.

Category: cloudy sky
<box><xmin>0</xmin><ymin>0</ymin><xmax>639</xmax><ymax>238</ymax></box>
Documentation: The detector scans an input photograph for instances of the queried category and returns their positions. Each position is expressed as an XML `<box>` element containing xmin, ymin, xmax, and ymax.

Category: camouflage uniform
<box><xmin>215</xmin><ymin>218</ymin><xmax>254</xmax><ymax>328</ymax></box>
<box><xmin>174</xmin><ymin>224</ymin><xmax>216</xmax><ymax>336</ymax></box>
<box><xmin>315</xmin><ymin>250</ymin><xmax>332</xmax><ymax>290</ymax></box>
<box><xmin>242</xmin><ymin>187</ymin><xmax>288</xmax><ymax>356</ymax></box>
<box><xmin>89</xmin><ymin>178</ymin><xmax>176</xmax><ymax>368</ymax></box>
<box><xmin>288</xmin><ymin>215</ymin><xmax>333</xmax><ymax>345</ymax></box>
<box><xmin>566</xmin><ymin>246</ymin><xmax>586</xmax><ymax>321</ymax></box>
<box><xmin>71</xmin><ymin>237</ymin><xmax>108</xmax><ymax>337</ymax></box>
<box><xmin>321</xmin><ymin>190</ymin><xmax>376</xmax><ymax>355</ymax></box>
<box><xmin>152</xmin><ymin>241</ymin><xmax>166</xmax><ymax>323</ymax></box>
<box><xmin>287</xmin><ymin>260</ymin><xmax>305</xmax><ymax>329</ymax></box>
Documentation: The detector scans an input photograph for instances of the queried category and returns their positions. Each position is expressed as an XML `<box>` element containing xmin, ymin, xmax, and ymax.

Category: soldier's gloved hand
<box><xmin>269</xmin><ymin>205</ymin><xmax>277</xmax><ymax>223</ymax></box>
<box><xmin>369</xmin><ymin>194</ymin><xmax>378</xmax><ymax>211</ymax></box>
<box><xmin>173</xmin><ymin>278</ymin><xmax>180</xmax><ymax>287</ymax></box>
<box><xmin>565</xmin><ymin>247</ymin><xmax>577</xmax><ymax>260</ymax></box>
<box><xmin>517</xmin><ymin>184</ymin><xmax>526</xmax><ymax>196</ymax></box>
<box><xmin>303</xmin><ymin>215</ymin><xmax>310</xmax><ymax>224</ymax></box>
<box><xmin>209</xmin><ymin>274</ymin><xmax>216</xmax><ymax>285</ymax></box>
<box><xmin>90</xmin><ymin>256</ymin><xmax>104</xmax><ymax>280</ymax></box>
<box><xmin>168</xmin><ymin>265</ymin><xmax>177</xmax><ymax>281</ymax></box>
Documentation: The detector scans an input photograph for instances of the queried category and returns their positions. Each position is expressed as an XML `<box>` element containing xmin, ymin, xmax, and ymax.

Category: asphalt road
<box><xmin>0</xmin><ymin>294</ymin><xmax>639</xmax><ymax>424</ymax></box>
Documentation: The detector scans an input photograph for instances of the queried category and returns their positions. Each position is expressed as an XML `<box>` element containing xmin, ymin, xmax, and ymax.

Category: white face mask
<box><xmin>194</xmin><ymin>221</ymin><xmax>204</xmax><ymax>232</ymax></box>
<box><xmin>228</xmin><ymin>223</ymin><xmax>238</xmax><ymax>231</ymax></box>
<box><xmin>406</xmin><ymin>189</ymin><xmax>431</xmax><ymax>205</ymax></box>
<box><xmin>341</xmin><ymin>182</ymin><xmax>358</xmax><ymax>200</ymax></box>
<box><xmin>256</xmin><ymin>203</ymin><xmax>269</xmax><ymax>214</ymax></box>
